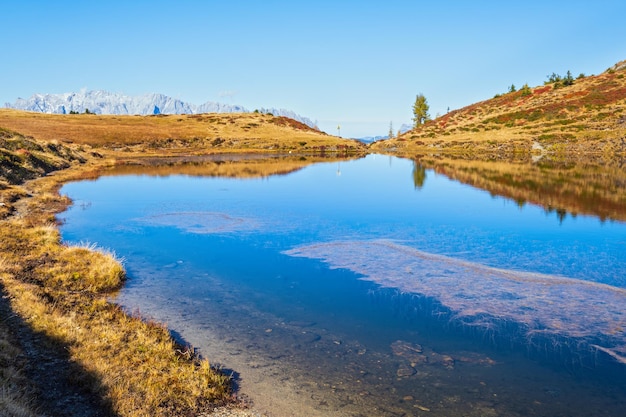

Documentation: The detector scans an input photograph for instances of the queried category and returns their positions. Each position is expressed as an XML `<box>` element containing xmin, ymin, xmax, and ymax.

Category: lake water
<box><xmin>58</xmin><ymin>154</ymin><xmax>626</xmax><ymax>416</ymax></box>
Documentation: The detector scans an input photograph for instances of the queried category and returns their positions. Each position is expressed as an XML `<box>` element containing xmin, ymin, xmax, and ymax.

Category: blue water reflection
<box><xmin>59</xmin><ymin>154</ymin><xmax>626</xmax><ymax>417</ymax></box>
<box><xmin>61</xmin><ymin>155</ymin><xmax>625</xmax><ymax>285</ymax></box>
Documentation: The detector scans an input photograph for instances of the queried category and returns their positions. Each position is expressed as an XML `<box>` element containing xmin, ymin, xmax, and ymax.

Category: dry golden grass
<box><xmin>1</xmin><ymin>127</ymin><xmax>86</xmax><ymax>188</ymax></box>
<box><xmin>0</xmin><ymin>279</ymin><xmax>42</xmax><ymax>417</ymax></box>
<box><xmin>0</xmin><ymin>194</ymin><xmax>233</xmax><ymax>416</ymax></box>
<box><xmin>373</xmin><ymin>63</ymin><xmax>626</xmax><ymax>156</ymax></box>
<box><xmin>0</xmin><ymin>110</ymin><xmax>365</xmax><ymax>156</ymax></box>
<box><xmin>47</xmin><ymin>242</ymin><xmax>126</xmax><ymax>293</ymax></box>
<box><xmin>0</xmin><ymin>119</ymin><xmax>366</xmax><ymax>416</ymax></box>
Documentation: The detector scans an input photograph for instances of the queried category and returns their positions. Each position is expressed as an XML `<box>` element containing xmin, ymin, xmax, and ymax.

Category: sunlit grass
<box><xmin>0</xmin><ymin>130</ymin><xmax>243</xmax><ymax>416</ymax></box>
<box><xmin>0</xmin><ymin>213</ymin><xmax>233</xmax><ymax>416</ymax></box>
<box><xmin>372</xmin><ymin>65</ymin><xmax>626</xmax><ymax>156</ymax></box>
<box><xmin>1</xmin><ymin>254</ymin><xmax>41</xmax><ymax>417</ymax></box>
<box><xmin>0</xmin><ymin>110</ymin><xmax>365</xmax><ymax>156</ymax></box>
<box><xmin>49</xmin><ymin>241</ymin><xmax>126</xmax><ymax>293</ymax></box>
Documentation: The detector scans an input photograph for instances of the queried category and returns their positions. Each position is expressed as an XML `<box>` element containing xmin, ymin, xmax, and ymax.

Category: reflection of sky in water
<box><xmin>58</xmin><ymin>154</ymin><xmax>626</xmax><ymax>413</ymax></box>
<box><xmin>58</xmin><ymin>155</ymin><xmax>626</xmax><ymax>327</ymax></box>
<box><xmin>60</xmin><ymin>155</ymin><xmax>626</xmax><ymax>287</ymax></box>
<box><xmin>285</xmin><ymin>240</ymin><xmax>626</xmax><ymax>362</ymax></box>
<box><xmin>138</xmin><ymin>212</ymin><xmax>261</xmax><ymax>234</ymax></box>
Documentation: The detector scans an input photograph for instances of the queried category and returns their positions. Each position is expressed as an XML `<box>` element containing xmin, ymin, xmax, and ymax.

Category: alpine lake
<box><xmin>58</xmin><ymin>153</ymin><xmax>626</xmax><ymax>417</ymax></box>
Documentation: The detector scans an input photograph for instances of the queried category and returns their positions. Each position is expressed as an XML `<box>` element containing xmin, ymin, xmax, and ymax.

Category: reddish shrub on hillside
<box><xmin>533</xmin><ymin>86</ymin><xmax>551</xmax><ymax>95</ymax></box>
<box><xmin>564</xmin><ymin>91</ymin><xmax>587</xmax><ymax>100</ymax></box>
<box><xmin>270</xmin><ymin>116</ymin><xmax>317</xmax><ymax>131</ymax></box>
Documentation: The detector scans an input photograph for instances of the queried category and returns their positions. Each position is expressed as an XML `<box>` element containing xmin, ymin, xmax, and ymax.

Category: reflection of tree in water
<box><xmin>415</xmin><ymin>156</ymin><xmax>626</xmax><ymax>223</ymax></box>
<box><xmin>556</xmin><ymin>208</ymin><xmax>567</xmax><ymax>224</ymax></box>
<box><xmin>412</xmin><ymin>162</ymin><xmax>427</xmax><ymax>189</ymax></box>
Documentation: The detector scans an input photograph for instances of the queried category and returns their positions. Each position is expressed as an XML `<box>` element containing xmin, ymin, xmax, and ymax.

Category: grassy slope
<box><xmin>0</xmin><ymin>117</ymin><xmax>363</xmax><ymax>416</ymax></box>
<box><xmin>372</xmin><ymin>61</ymin><xmax>626</xmax><ymax>156</ymax></box>
<box><xmin>0</xmin><ymin>110</ymin><xmax>365</xmax><ymax>155</ymax></box>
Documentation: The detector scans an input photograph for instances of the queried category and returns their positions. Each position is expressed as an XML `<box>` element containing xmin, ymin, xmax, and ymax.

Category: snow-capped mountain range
<box><xmin>5</xmin><ymin>90</ymin><xmax>317</xmax><ymax>129</ymax></box>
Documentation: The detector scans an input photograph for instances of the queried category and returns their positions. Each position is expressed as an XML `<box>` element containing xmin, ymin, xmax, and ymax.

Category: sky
<box><xmin>2</xmin><ymin>1</ymin><xmax>625</xmax><ymax>138</ymax></box>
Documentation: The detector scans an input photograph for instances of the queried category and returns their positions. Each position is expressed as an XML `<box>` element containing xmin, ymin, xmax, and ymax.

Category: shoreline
<box><xmin>0</xmin><ymin>153</ymin><xmax>255</xmax><ymax>416</ymax></box>
<box><xmin>58</xmin><ymin>150</ymin><xmax>626</xmax><ymax>417</ymax></box>
<box><xmin>0</xmin><ymin>111</ymin><xmax>368</xmax><ymax>416</ymax></box>
<box><xmin>1</xmin><ymin>140</ymin><xmax>366</xmax><ymax>416</ymax></box>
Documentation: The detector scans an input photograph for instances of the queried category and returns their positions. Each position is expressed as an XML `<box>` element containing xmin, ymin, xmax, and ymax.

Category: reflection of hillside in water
<box><xmin>104</xmin><ymin>154</ymin><xmax>362</xmax><ymax>179</ymax></box>
<box><xmin>413</xmin><ymin>155</ymin><xmax>626</xmax><ymax>223</ymax></box>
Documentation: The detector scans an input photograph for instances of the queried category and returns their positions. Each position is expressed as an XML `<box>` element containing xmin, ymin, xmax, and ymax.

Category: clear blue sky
<box><xmin>2</xmin><ymin>1</ymin><xmax>625</xmax><ymax>138</ymax></box>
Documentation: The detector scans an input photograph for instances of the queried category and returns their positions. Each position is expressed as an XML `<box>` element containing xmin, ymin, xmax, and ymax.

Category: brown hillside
<box><xmin>373</xmin><ymin>61</ymin><xmax>626</xmax><ymax>156</ymax></box>
<box><xmin>0</xmin><ymin>110</ymin><xmax>365</xmax><ymax>156</ymax></box>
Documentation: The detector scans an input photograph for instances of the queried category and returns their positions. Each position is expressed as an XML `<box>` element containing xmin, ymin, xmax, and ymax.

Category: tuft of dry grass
<box><xmin>48</xmin><ymin>242</ymin><xmax>126</xmax><ymax>293</ymax></box>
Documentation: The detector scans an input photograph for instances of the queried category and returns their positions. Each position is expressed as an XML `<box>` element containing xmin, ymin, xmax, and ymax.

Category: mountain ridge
<box><xmin>5</xmin><ymin>90</ymin><xmax>318</xmax><ymax>129</ymax></box>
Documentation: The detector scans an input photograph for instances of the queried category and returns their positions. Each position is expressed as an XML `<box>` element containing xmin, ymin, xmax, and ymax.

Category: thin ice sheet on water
<box><xmin>284</xmin><ymin>240</ymin><xmax>626</xmax><ymax>363</ymax></box>
<box><xmin>137</xmin><ymin>211</ymin><xmax>260</xmax><ymax>234</ymax></box>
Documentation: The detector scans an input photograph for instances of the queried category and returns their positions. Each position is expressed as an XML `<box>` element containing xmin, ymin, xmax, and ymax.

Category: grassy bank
<box><xmin>1</xmin><ymin>137</ymin><xmax>234</xmax><ymax>416</ymax></box>
<box><xmin>0</xmin><ymin>116</ymin><xmax>364</xmax><ymax>416</ymax></box>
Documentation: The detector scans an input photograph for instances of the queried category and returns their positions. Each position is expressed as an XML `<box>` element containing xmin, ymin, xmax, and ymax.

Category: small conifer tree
<box><xmin>412</xmin><ymin>94</ymin><xmax>430</xmax><ymax>127</ymax></box>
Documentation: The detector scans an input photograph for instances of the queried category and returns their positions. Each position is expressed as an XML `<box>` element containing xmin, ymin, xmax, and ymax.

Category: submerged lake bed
<box><xmin>59</xmin><ymin>154</ymin><xmax>626</xmax><ymax>416</ymax></box>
